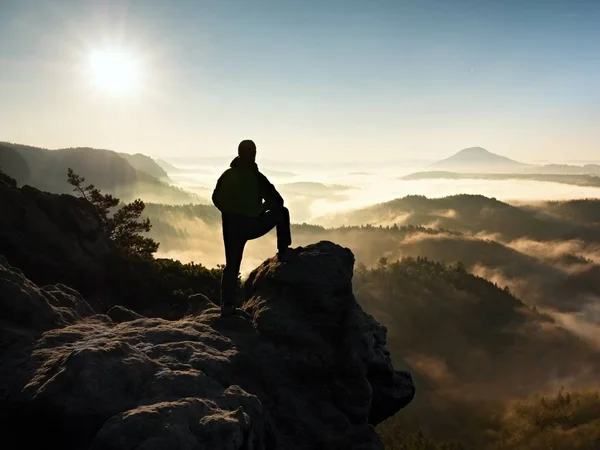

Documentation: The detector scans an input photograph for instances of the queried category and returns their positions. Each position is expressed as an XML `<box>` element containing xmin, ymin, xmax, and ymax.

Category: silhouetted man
<box><xmin>212</xmin><ymin>139</ymin><xmax>292</xmax><ymax>317</ymax></box>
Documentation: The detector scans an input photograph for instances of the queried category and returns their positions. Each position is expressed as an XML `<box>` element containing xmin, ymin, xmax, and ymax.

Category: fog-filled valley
<box><xmin>3</xmin><ymin>142</ymin><xmax>600</xmax><ymax>448</ymax></box>
<box><xmin>150</xmin><ymin>160</ymin><xmax>600</xmax><ymax>448</ymax></box>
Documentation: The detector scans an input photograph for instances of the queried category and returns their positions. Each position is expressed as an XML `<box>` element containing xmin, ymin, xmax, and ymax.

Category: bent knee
<box><xmin>268</xmin><ymin>205</ymin><xmax>288</xmax><ymax>216</ymax></box>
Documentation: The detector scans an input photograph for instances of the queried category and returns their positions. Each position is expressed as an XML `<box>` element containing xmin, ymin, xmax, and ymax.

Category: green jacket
<box><xmin>212</xmin><ymin>157</ymin><xmax>284</xmax><ymax>217</ymax></box>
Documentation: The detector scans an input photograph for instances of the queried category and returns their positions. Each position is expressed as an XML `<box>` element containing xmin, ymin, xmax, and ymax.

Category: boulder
<box><xmin>106</xmin><ymin>305</ymin><xmax>144</xmax><ymax>323</ymax></box>
<box><xmin>0</xmin><ymin>257</ymin><xmax>94</xmax><ymax>332</ymax></box>
<box><xmin>185</xmin><ymin>293</ymin><xmax>218</xmax><ymax>316</ymax></box>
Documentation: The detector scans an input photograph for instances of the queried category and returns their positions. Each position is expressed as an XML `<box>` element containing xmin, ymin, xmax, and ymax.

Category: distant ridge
<box><xmin>430</xmin><ymin>147</ymin><xmax>531</xmax><ymax>173</ymax></box>
<box><xmin>0</xmin><ymin>142</ymin><xmax>204</xmax><ymax>204</ymax></box>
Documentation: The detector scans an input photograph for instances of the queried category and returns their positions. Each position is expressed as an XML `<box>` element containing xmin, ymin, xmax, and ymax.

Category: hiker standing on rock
<box><xmin>212</xmin><ymin>139</ymin><xmax>292</xmax><ymax>317</ymax></box>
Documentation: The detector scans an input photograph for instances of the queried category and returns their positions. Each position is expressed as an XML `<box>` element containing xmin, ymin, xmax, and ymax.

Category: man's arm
<box><xmin>258</xmin><ymin>172</ymin><xmax>284</xmax><ymax>210</ymax></box>
<box><xmin>212</xmin><ymin>170</ymin><xmax>229</xmax><ymax>211</ymax></box>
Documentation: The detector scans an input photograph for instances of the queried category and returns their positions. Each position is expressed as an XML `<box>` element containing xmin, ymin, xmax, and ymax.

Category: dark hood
<box><xmin>230</xmin><ymin>156</ymin><xmax>258</xmax><ymax>171</ymax></box>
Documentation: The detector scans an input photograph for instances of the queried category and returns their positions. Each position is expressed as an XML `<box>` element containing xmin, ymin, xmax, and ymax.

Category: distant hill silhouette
<box><xmin>0</xmin><ymin>142</ymin><xmax>204</xmax><ymax>204</ymax></box>
<box><xmin>532</xmin><ymin>163</ymin><xmax>600</xmax><ymax>175</ymax></box>
<box><xmin>156</xmin><ymin>158</ymin><xmax>184</xmax><ymax>173</ymax></box>
<box><xmin>430</xmin><ymin>147</ymin><xmax>531</xmax><ymax>173</ymax></box>
<box><xmin>116</xmin><ymin>151</ymin><xmax>169</xmax><ymax>180</ymax></box>
<box><xmin>279</xmin><ymin>181</ymin><xmax>349</xmax><ymax>195</ymax></box>
<box><xmin>318</xmin><ymin>194</ymin><xmax>600</xmax><ymax>244</ymax></box>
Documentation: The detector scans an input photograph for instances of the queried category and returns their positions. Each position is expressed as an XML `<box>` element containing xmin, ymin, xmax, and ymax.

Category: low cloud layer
<box><xmin>144</xmin><ymin>181</ymin><xmax>600</xmax><ymax>412</ymax></box>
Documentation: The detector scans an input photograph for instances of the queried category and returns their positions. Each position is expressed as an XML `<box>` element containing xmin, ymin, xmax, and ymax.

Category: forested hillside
<box><xmin>0</xmin><ymin>142</ymin><xmax>204</xmax><ymax>204</ymax></box>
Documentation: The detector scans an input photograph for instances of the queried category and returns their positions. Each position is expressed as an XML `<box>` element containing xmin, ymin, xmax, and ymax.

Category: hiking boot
<box><xmin>220</xmin><ymin>303</ymin><xmax>236</xmax><ymax>317</ymax></box>
<box><xmin>277</xmin><ymin>247</ymin><xmax>292</xmax><ymax>261</ymax></box>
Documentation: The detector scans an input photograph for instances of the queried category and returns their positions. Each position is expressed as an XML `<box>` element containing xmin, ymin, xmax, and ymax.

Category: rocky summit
<box><xmin>0</xmin><ymin>170</ymin><xmax>113</xmax><ymax>294</ymax></box>
<box><xmin>0</xmin><ymin>239</ymin><xmax>414</xmax><ymax>450</ymax></box>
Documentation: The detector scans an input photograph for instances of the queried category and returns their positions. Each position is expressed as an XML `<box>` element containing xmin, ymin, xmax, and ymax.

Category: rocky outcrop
<box><xmin>0</xmin><ymin>241</ymin><xmax>414</xmax><ymax>449</ymax></box>
<box><xmin>244</xmin><ymin>242</ymin><xmax>415</xmax><ymax>431</ymax></box>
<box><xmin>0</xmin><ymin>172</ymin><xmax>113</xmax><ymax>293</ymax></box>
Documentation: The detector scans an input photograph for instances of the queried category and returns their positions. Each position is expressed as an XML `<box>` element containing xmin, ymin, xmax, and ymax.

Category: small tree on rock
<box><xmin>67</xmin><ymin>168</ymin><xmax>159</xmax><ymax>257</ymax></box>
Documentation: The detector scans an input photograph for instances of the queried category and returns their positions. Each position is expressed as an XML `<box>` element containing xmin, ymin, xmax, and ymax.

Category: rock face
<box><xmin>0</xmin><ymin>241</ymin><xmax>414</xmax><ymax>450</ymax></box>
<box><xmin>0</xmin><ymin>171</ymin><xmax>114</xmax><ymax>293</ymax></box>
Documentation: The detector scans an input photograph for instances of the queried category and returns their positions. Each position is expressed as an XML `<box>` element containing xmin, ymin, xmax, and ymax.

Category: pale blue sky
<box><xmin>1</xmin><ymin>0</ymin><xmax>599</xmax><ymax>162</ymax></box>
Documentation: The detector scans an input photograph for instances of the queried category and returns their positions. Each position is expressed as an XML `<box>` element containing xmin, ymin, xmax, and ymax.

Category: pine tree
<box><xmin>67</xmin><ymin>168</ymin><xmax>158</xmax><ymax>257</ymax></box>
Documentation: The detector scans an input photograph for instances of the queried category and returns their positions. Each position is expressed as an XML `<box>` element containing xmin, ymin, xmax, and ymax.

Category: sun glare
<box><xmin>87</xmin><ymin>49</ymin><xmax>140</xmax><ymax>94</ymax></box>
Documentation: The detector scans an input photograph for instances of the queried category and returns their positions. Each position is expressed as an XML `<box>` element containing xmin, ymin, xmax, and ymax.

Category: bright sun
<box><xmin>87</xmin><ymin>49</ymin><xmax>140</xmax><ymax>94</ymax></box>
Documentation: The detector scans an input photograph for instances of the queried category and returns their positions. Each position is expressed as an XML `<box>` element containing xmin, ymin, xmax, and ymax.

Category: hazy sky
<box><xmin>1</xmin><ymin>0</ymin><xmax>599</xmax><ymax>163</ymax></box>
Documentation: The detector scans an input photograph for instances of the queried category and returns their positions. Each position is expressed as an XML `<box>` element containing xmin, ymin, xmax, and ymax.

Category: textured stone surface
<box><xmin>0</xmin><ymin>241</ymin><xmax>414</xmax><ymax>449</ymax></box>
<box><xmin>0</xmin><ymin>172</ymin><xmax>113</xmax><ymax>293</ymax></box>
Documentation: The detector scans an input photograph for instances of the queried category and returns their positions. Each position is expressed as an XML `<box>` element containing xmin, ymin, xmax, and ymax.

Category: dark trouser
<box><xmin>220</xmin><ymin>207</ymin><xmax>291</xmax><ymax>306</ymax></box>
